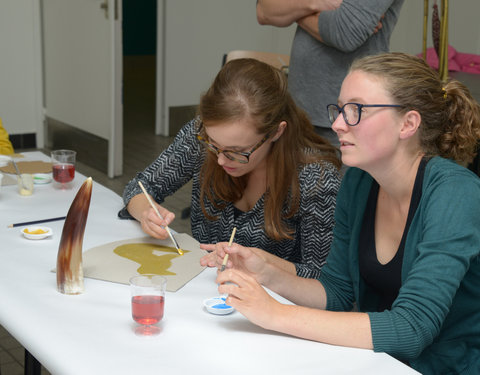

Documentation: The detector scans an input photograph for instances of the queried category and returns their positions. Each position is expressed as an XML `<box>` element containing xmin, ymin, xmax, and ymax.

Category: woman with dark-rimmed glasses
<box><xmin>120</xmin><ymin>58</ymin><xmax>341</xmax><ymax>279</ymax></box>
<box><xmin>215</xmin><ymin>53</ymin><xmax>480</xmax><ymax>374</ymax></box>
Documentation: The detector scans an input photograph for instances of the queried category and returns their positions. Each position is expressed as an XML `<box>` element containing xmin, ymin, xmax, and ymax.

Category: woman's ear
<box><xmin>399</xmin><ymin>110</ymin><xmax>421</xmax><ymax>140</ymax></box>
<box><xmin>272</xmin><ymin>121</ymin><xmax>287</xmax><ymax>142</ymax></box>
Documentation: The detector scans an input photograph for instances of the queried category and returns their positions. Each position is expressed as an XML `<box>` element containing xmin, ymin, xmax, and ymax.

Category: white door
<box><xmin>42</xmin><ymin>0</ymin><xmax>122</xmax><ymax>177</ymax></box>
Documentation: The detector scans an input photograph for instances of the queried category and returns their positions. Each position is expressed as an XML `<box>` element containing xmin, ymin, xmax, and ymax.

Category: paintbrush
<box><xmin>8</xmin><ymin>216</ymin><xmax>66</xmax><ymax>228</ymax></box>
<box><xmin>137</xmin><ymin>181</ymin><xmax>183</xmax><ymax>255</ymax></box>
<box><xmin>11</xmin><ymin>159</ymin><xmax>28</xmax><ymax>191</ymax></box>
<box><xmin>220</xmin><ymin>227</ymin><xmax>237</xmax><ymax>272</ymax></box>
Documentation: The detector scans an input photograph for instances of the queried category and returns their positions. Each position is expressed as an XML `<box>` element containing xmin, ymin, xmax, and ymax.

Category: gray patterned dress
<box><xmin>121</xmin><ymin>119</ymin><xmax>340</xmax><ymax>278</ymax></box>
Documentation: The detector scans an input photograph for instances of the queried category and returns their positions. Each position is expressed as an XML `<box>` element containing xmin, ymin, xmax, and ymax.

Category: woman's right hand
<box><xmin>139</xmin><ymin>204</ymin><xmax>175</xmax><ymax>240</ymax></box>
<box><xmin>126</xmin><ymin>193</ymin><xmax>176</xmax><ymax>240</ymax></box>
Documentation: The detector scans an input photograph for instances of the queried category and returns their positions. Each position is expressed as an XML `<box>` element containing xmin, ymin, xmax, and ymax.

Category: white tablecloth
<box><xmin>0</xmin><ymin>152</ymin><xmax>419</xmax><ymax>374</ymax></box>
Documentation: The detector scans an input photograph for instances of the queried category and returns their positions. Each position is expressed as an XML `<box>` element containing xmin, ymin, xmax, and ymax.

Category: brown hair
<box><xmin>197</xmin><ymin>58</ymin><xmax>340</xmax><ymax>241</ymax></box>
<box><xmin>351</xmin><ymin>52</ymin><xmax>480</xmax><ymax>164</ymax></box>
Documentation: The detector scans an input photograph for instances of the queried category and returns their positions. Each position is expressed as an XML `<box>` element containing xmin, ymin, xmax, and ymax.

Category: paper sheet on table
<box><xmin>0</xmin><ymin>160</ymin><xmax>52</xmax><ymax>174</ymax></box>
<box><xmin>82</xmin><ymin>233</ymin><xmax>207</xmax><ymax>292</ymax></box>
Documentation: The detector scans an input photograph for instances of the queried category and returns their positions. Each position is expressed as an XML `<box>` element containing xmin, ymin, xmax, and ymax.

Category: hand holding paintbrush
<box><xmin>137</xmin><ymin>181</ymin><xmax>183</xmax><ymax>255</ymax></box>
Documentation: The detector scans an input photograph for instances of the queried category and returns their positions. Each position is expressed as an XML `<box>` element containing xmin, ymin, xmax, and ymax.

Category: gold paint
<box><xmin>24</xmin><ymin>228</ymin><xmax>47</xmax><ymax>234</ymax></box>
<box><xmin>113</xmin><ymin>243</ymin><xmax>188</xmax><ymax>276</ymax></box>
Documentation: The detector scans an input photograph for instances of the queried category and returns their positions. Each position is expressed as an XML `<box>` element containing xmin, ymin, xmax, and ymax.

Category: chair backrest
<box><xmin>223</xmin><ymin>50</ymin><xmax>290</xmax><ymax>73</ymax></box>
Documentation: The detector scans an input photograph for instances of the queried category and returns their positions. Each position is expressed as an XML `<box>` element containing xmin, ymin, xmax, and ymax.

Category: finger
<box><xmin>212</xmin><ymin>242</ymin><xmax>229</xmax><ymax>259</ymax></box>
<box><xmin>162</xmin><ymin>211</ymin><xmax>175</xmax><ymax>226</ymax></box>
<box><xmin>200</xmin><ymin>252</ymin><xmax>217</xmax><ymax>267</ymax></box>
<box><xmin>218</xmin><ymin>277</ymin><xmax>256</xmax><ymax>303</ymax></box>
<box><xmin>199</xmin><ymin>243</ymin><xmax>216</xmax><ymax>252</ymax></box>
<box><xmin>147</xmin><ymin>209</ymin><xmax>164</xmax><ymax>226</ymax></box>
<box><xmin>143</xmin><ymin>217</ymin><xmax>170</xmax><ymax>240</ymax></box>
<box><xmin>216</xmin><ymin>268</ymin><xmax>250</xmax><ymax>288</ymax></box>
<box><xmin>223</xmin><ymin>242</ymin><xmax>247</xmax><ymax>257</ymax></box>
<box><xmin>145</xmin><ymin>225</ymin><xmax>168</xmax><ymax>240</ymax></box>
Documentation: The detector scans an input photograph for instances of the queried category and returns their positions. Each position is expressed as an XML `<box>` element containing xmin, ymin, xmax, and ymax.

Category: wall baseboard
<box><xmin>10</xmin><ymin>133</ymin><xmax>36</xmax><ymax>150</ymax></box>
<box><xmin>46</xmin><ymin>117</ymin><xmax>108</xmax><ymax>174</ymax></box>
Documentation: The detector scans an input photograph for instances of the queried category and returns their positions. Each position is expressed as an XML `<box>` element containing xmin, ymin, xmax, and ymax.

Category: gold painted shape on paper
<box><xmin>113</xmin><ymin>243</ymin><xmax>189</xmax><ymax>276</ymax></box>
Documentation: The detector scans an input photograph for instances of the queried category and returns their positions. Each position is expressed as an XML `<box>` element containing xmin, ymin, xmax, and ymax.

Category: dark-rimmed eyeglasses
<box><xmin>327</xmin><ymin>103</ymin><xmax>404</xmax><ymax>126</ymax></box>
<box><xmin>196</xmin><ymin>122</ymin><xmax>273</xmax><ymax>164</ymax></box>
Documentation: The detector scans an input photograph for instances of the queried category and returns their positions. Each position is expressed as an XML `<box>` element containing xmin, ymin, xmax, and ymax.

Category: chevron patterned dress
<box><xmin>122</xmin><ymin>119</ymin><xmax>341</xmax><ymax>279</ymax></box>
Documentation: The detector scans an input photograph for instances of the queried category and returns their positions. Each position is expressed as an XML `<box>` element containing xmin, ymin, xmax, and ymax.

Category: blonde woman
<box><xmin>216</xmin><ymin>53</ymin><xmax>480</xmax><ymax>374</ymax></box>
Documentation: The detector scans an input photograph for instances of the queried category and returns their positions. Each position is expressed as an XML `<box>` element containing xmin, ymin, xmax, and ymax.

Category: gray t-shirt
<box><xmin>288</xmin><ymin>0</ymin><xmax>405</xmax><ymax>128</ymax></box>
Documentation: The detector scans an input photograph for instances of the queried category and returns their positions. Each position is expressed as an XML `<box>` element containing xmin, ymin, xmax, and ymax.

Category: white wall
<box><xmin>0</xmin><ymin>0</ymin><xmax>42</xmax><ymax>138</ymax></box>
<box><xmin>2</xmin><ymin>1</ymin><xmax>480</xmax><ymax>139</ymax></box>
<box><xmin>162</xmin><ymin>0</ymin><xmax>295</xmax><ymax>110</ymax></box>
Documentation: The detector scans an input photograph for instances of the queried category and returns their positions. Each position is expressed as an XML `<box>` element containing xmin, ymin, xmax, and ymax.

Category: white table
<box><xmin>0</xmin><ymin>152</ymin><xmax>419</xmax><ymax>375</ymax></box>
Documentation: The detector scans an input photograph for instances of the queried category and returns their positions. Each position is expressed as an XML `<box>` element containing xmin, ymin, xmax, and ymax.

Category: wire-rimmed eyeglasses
<box><xmin>196</xmin><ymin>122</ymin><xmax>273</xmax><ymax>164</ymax></box>
<box><xmin>327</xmin><ymin>103</ymin><xmax>404</xmax><ymax>126</ymax></box>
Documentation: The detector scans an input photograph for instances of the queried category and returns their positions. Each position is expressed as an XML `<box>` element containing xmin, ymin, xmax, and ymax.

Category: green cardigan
<box><xmin>319</xmin><ymin>157</ymin><xmax>480</xmax><ymax>374</ymax></box>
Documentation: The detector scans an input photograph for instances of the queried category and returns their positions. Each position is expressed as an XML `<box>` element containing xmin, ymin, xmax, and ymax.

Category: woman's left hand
<box><xmin>199</xmin><ymin>243</ymin><xmax>219</xmax><ymax>267</ymax></box>
<box><xmin>216</xmin><ymin>269</ymin><xmax>281</xmax><ymax>329</ymax></box>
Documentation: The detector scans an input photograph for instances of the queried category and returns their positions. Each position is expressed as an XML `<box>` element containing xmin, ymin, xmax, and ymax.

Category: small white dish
<box><xmin>203</xmin><ymin>297</ymin><xmax>235</xmax><ymax>315</ymax></box>
<box><xmin>21</xmin><ymin>226</ymin><xmax>53</xmax><ymax>240</ymax></box>
<box><xmin>0</xmin><ymin>155</ymin><xmax>11</xmax><ymax>167</ymax></box>
<box><xmin>33</xmin><ymin>173</ymin><xmax>52</xmax><ymax>184</ymax></box>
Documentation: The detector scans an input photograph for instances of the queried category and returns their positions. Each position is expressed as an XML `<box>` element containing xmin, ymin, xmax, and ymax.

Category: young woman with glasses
<box><xmin>121</xmin><ymin>58</ymin><xmax>341</xmax><ymax>279</ymax></box>
<box><xmin>214</xmin><ymin>53</ymin><xmax>480</xmax><ymax>374</ymax></box>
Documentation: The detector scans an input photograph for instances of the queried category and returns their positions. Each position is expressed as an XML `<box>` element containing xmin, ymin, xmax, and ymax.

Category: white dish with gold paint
<box><xmin>22</xmin><ymin>226</ymin><xmax>53</xmax><ymax>240</ymax></box>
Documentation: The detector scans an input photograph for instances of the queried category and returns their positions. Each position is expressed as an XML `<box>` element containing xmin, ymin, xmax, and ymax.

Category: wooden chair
<box><xmin>222</xmin><ymin>50</ymin><xmax>290</xmax><ymax>73</ymax></box>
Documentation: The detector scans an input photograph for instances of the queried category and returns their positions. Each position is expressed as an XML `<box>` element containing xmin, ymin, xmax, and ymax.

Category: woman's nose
<box><xmin>331</xmin><ymin>113</ymin><xmax>348</xmax><ymax>134</ymax></box>
<box><xmin>216</xmin><ymin>152</ymin><xmax>228</xmax><ymax>166</ymax></box>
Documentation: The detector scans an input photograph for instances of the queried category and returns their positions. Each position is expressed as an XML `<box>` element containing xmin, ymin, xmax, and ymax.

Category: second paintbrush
<box><xmin>220</xmin><ymin>227</ymin><xmax>237</xmax><ymax>272</ymax></box>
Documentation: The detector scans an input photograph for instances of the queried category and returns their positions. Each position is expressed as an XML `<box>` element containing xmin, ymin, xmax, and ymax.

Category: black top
<box><xmin>359</xmin><ymin>158</ymin><xmax>428</xmax><ymax>311</ymax></box>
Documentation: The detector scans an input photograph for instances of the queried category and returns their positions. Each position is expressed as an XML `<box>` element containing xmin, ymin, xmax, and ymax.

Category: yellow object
<box><xmin>113</xmin><ymin>243</ymin><xmax>188</xmax><ymax>275</ymax></box>
<box><xmin>422</xmin><ymin>0</ymin><xmax>449</xmax><ymax>81</ymax></box>
<box><xmin>220</xmin><ymin>227</ymin><xmax>237</xmax><ymax>272</ymax></box>
<box><xmin>437</xmin><ymin>0</ymin><xmax>449</xmax><ymax>81</ymax></box>
<box><xmin>17</xmin><ymin>174</ymin><xmax>34</xmax><ymax>196</ymax></box>
<box><xmin>24</xmin><ymin>228</ymin><xmax>47</xmax><ymax>235</ymax></box>
<box><xmin>423</xmin><ymin>0</ymin><xmax>428</xmax><ymax>59</ymax></box>
<box><xmin>0</xmin><ymin>118</ymin><xmax>14</xmax><ymax>155</ymax></box>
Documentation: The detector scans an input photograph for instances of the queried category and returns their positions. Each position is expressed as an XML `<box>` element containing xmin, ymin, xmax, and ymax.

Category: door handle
<box><xmin>100</xmin><ymin>0</ymin><xmax>118</xmax><ymax>20</ymax></box>
<box><xmin>100</xmin><ymin>0</ymin><xmax>108</xmax><ymax>19</ymax></box>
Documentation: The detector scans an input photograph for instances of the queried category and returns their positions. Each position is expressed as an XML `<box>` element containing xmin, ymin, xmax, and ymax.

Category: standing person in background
<box><xmin>0</xmin><ymin>118</ymin><xmax>14</xmax><ymax>155</ymax></box>
<box><xmin>257</xmin><ymin>0</ymin><xmax>404</xmax><ymax>146</ymax></box>
<box><xmin>214</xmin><ymin>53</ymin><xmax>480</xmax><ymax>374</ymax></box>
<box><xmin>121</xmin><ymin>58</ymin><xmax>341</xmax><ymax>279</ymax></box>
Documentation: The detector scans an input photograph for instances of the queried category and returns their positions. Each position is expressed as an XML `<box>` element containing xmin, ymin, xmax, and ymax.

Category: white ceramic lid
<box><xmin>203</xmin><ymin>297</ymin><xmax>235</xmax><ymax>315</ymax></box>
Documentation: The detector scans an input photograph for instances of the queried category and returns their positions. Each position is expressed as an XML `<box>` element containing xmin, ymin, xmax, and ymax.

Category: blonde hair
<box><xmin>198</xmin><ymin>58</ymin><xmax>340</xmax><ymax>241</ymax></box>
<box><xmin>351</xmin><ymin>52</ymin><xmax>480</xmax><ymax>164</ymax></box>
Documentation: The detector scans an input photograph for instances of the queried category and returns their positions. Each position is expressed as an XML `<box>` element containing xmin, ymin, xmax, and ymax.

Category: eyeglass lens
<box><xmin>328</xmin><ymin>104</ymin><xmax>360</xmax><ymax>126</ymax></box>
<box><xmin>201</xmin><ymin>141</ymin><xmax>249</xmax><ymax>163</ymax></box>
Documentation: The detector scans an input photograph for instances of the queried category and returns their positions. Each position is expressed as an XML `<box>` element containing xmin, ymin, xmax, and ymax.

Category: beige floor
<box><xmin>0</xmin><ymin>55</ymin><xmax>193</xmax><ymax>375</ymax></box>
